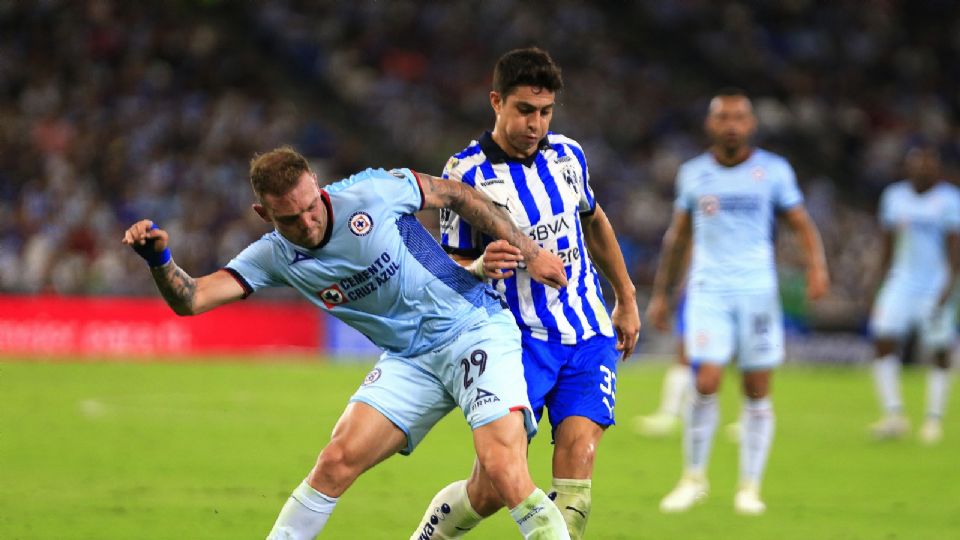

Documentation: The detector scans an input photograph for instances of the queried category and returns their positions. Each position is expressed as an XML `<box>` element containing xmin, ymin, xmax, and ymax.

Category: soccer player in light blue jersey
<box><xmin>646</xmin><ymin>89</ymin><xmax>829</xmax><ymax>515</ymax></box>
<box><xmin>122</xmin><ymin>147</ymin><xmax>575</xmax><ymax>539</ymax></box>
<box><xmin>409</xmin><ymin>48</ymin><xmax>640</xmax><ymax>540</ymax></box>
<box><xmin>868</xmin><ymin>144</ymin><xmax>960</xmax><ymax>444</ymax></box>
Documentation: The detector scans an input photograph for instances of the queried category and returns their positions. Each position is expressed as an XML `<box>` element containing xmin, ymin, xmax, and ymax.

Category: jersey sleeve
<box><xmin>946</xmin><ymin>188</ymin><xmax>960</xmax><ymax>231</ymax></box>
<box><xmin>773</xmin><ymin>159</ymin><xmax>804</xmax><ymax>211</ymax></box>
<box><xmin>568</xmin><ymin>143</ymin><xmax>597</xmax><ymax>214</ymax></box>
<box><xmin>374</xmin><ymin>168</ymin><xmax>425</xmax><ymax>215</ymax></box>
<box><xmin>224</xmin><ymin>237</ymin><xmax>285</xmax><ymax>295</ymax></box>
<box><xmin>439</xmin><ymin>156</ymin><xmax>483</xmax><ymax>257</ymax></box>
<box><xmin>878</xmin><ymin>186</ymin><xmax>897</xmax><ymax>230</ymax></box>
<box><xmin>673</xmin><ymin>163</ymin><xmax>695</xmax><ymax>213</ymax></box>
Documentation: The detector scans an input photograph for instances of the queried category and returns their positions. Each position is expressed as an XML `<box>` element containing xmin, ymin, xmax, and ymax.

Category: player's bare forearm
<box><xmin>651</xmin><ymin>211</ymin><xmax>692</xmax><ymax>298</ymax></box>
<box><xmin>941</xmin><ymin>232</ymin><xmax>960</xmax><ymax>304</ymax></box>
<box><xmin>583</xmin><ymin>206</ymin><xmax>636</xmax><ymax>300</ymax></box>
<box><xmin>151</xmin><ymin>260</ymin><xmax>199</xmax><ymax>316</ymax></box>
<box><xmin>784</xmin><ymin>206</ymin><xmax>829</xmax><ymax>298</ymax></box>
<box><xmin>418</xmin><ymin>173</ymin><xmax>542</xmax><ymax>261</ymax></box>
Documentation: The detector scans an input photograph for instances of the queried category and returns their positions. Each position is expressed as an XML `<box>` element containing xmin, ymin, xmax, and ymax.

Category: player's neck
<box><xmin>710</xmin><ymin>145</ymin><xmax>753</xmax><ymax>167</ymax></box>
<box><xmin>909</xmin><ymin>178</ymin><xmax>936</xmax><ymax>194</ymax></box>
<box><xmin>491</xmin><ymin>128</ymin><xmax>536</xmax><ymax>160</ymax></box>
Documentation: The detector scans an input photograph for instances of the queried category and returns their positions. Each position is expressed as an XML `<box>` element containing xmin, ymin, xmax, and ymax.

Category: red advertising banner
<box><xmin>0</xmin><ymin>295</ymin><xmax>323</xmax><ymax>357</ymax></box>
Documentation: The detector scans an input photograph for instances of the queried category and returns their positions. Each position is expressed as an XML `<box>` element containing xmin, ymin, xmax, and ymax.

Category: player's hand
<box><xmin>612</xmin><ymin>297</ymin><xmax>641</xmax><ymax>361</ymax></box>
<box><xmin>645</xmin><ymin>293</ymin><xmax>671</xmax><ymax>332</ymax></box>
<box><xmin>122</xmin><ymin>219</ymin><xmax>169</xmax><ymax>258</ymax></box>
<box><xmin>526</xmin><ymin>249</ymin><xmax>567</xmax><ymax>289</ymax></box>
<box><xmin>481</xmin><ymin>240</ymin><xmax>523</xmax><ymax>279</ymax></box>
<box><xmin>806</xmin><ymin>265</ymin><xmax>829</xmax><ymax>300</ymax></box>
<box><xmin>936</xmin><ymin>286</ymin><xmax>953</xmax><ymax>309</ymax></box>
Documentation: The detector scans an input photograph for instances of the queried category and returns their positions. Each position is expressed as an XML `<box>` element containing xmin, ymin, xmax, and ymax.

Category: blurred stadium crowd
<box><xmin>2</xmin><ymin>0</ymin><xmax>959</xmax><ymax>331</ymax></box>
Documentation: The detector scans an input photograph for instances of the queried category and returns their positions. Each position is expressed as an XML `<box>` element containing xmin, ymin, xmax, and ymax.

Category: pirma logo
<box><xmin>471</xmin><ymin>387</ymin><xmax>500</xmax><ymax>412</ymax></box>
<box><xmin>349</xmin><ymin>211</ymin><xmax>374</xmax><ymax>236</ymax></box>
<box><xmin>362</xmin><ymin>368</ymin><xmax>382</xmax><ymax>386</ymax></box>
<box><xmin>318</xmin><ymin>284</ymin><xmax>348</xmax><ymax>308</ymax></box>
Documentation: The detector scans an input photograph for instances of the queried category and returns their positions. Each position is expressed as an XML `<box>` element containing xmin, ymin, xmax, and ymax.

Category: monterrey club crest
<box><xmin>349</xmin><ymin>211</ymin><xmax>374</xmax><ymax>236</ymax></box>
<box><xmin>318</xmin><ymin>284</ymin><xmax>348</xmax><ymax>308</ymax></box>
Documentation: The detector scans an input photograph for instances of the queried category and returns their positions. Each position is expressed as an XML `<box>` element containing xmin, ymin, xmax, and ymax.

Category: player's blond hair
<box><xmin>249</xmin><ymin>146</ymin><xmax>311</xmax><ymax>199</ymax></box>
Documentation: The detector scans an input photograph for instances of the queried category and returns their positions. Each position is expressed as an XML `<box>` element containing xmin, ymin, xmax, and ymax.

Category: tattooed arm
<box><xmin>123</xmin><ymin>219</ymin><xmax>246</xmax><ymax>315</ymax></box>
<box><xmin>416</xmin><ymin>172</ymin><xmax>567</xmax><ymax>289</ymax></box>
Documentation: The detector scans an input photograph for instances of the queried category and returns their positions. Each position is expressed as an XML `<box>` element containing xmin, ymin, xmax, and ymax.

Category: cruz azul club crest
<box><xmin>318</xmin><ymin>284</ymin><xmax>348</xmax><ymax>308</ymax></box>
<box><xmin>349</xmin><ymin>211</ymin><xmax>373</xmax><ymax>236</ymax></box>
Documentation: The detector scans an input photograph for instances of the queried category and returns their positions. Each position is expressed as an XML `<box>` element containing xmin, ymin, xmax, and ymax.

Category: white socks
<box><xmin>509</xmin><ymin>488</ymin><xmax>570</xmax><ymax>540</ymax></box>
<box><xmin>410</xmin><ymin>480</ymin><xmax>482</xmax><ymax>540</ymax></box>
<box><xmin>660</xmin><ymin>364</ymin><xmax>692</xmax><ymax>418</ymax></box>
<box><xmin>873</xmin><ymin>354</ymin><xmax>903</xmax><ymax>415</ymax></box>
<box><xmin>684</xmin><ymin>392</ymin><xmax>719</xmax><ymax>474</ymax></box>
<box><xmin>740</xmin><ymin>398</ymin><xmax>775</xmax><ymax>485</ymax></box>
<box><xmin>926</xmin><ymin>367</ymin><xmax>951</xmax><ymax>419</ymax></box>
<box><xmin>266</xmin><ymin>481</ymin><xmax>338</xmax><ymax>540</ymax></box>
<box><xmin>550</xmin><ymin>478</ymin><xmax>591</xmax><ymax>540</ymax></box>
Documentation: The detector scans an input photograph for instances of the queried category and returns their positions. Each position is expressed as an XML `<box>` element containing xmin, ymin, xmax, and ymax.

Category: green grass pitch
<box><xmin>2</xmin><ymin>358</ymin><xmax>959</xmax><ymax>539</ymax></box>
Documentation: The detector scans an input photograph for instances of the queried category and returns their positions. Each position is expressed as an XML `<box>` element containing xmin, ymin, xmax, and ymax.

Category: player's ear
<box><xmin>490</xmin><ymin>91</ymin><xmax>502</xmax><ymax>115</ymax></box>
<box><xmin>252</xmin><ymin>203</ymin><xmax>271</xmax><ymax>223</ymax></box>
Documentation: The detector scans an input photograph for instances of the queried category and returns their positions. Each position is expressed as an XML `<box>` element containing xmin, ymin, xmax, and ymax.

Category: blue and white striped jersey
<box><xmin>879</xmin><ymin>180</ymin><xmax>960</xmax><ymax>295</ymax></box>
<box><xmin>676</xmin><ymin>148</ymin><xmax>803</xmax><ymax>294</ymax></box>
<box><xmin>225</xmin><ymin>167</ymin><xmax>506</xmax><ymax>358</ymax></box>
<box><xmin>440</xmin><ymin>132</ymin><xmax>614</xmax><ymax>345</ymax></box>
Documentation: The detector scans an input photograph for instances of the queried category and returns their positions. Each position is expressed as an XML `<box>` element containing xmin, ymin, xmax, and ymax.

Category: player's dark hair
<box><xmin>493</xmin><ymin>47</ymin><xmax>564</xmax><ymax>97</ymax></box>
<box><xmin>249</xmin><ymin>146</ymin><xmax>311</xmax><ymax>199</ymax></box>
<box><xmin>713</xmin><ymin>86</ymin><xmax>750</xmax><ymax>100</ymax></box>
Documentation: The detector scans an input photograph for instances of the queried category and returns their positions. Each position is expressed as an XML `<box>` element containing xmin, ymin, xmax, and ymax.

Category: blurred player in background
<box><xmin>410</xmin><ymin>48</ymin><xmax>640</xmax><ymax>540</ymax></box>
<box><xmin>646</xmin><ymin>89</ymin><xmax>829</xmax><ymax>515</ymax></box>
<box><xmin>123</xmin><ymin>147</ymin><xmax>573</xmax><ymax>540</ymax></box>
<box><xmin>868</xmin><ymin>144</ymin><xmax>960</xmax><ymax>444</ymax></box>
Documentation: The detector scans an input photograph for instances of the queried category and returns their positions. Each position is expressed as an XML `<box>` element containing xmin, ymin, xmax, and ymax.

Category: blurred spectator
<box><xmin>3</xmin><ymin>0</ymin><xmax>959</xmax><ymax>330</ymax></box>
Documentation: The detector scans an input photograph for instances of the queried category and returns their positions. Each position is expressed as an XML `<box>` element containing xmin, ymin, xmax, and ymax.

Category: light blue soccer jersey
<box><xmin>879</xmin><ymin>180</ymin><xmax>960</xmax><ymax>295</ymax></box>
<box><xmin>439</xmin><ymin>132</ymin><xmax>614</xmax><ymax>345</ymax></box>
<box><xmin>675</xmin><ymin>148</ymin><xmax>803</xmax><ymax>293</ymax></box>
<box><xmin>225</xmin><ymin>168</ymin><xmax>506</xmax><ymax>357</ymax></box>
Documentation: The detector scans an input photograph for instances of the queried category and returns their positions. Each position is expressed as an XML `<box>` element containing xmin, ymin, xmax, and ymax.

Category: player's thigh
<box><xmin>735</xmin><ymin>290</ymin><xmax>785</xmax><ymax>371</ymax></box>
<box><xmin>684</xmin><ymin>289</ymin><xmax>735</xmax><ymax>365</ymax></box>
<box><xmin>870</xmin><ymin>283</ymin><xmax>917</xmax><ymax>341</ymax></box>
<box><xmin>431</xmin><ymin>310</ymin><xmax>537</xmax><ymax>442</ymax></box>
<box><xmin>326</xmin><ymin>401</ymin><xmax>408</xmax><ymax>469</ymax></box>
<box><xmin>547</xmin><ymin>334</ymin><xmax>620</xmax><ymax>432</ymax></box>
<box><xmin>349</xmin><ymin>355</ymin><xmax>456</xmax><ymax>456</ymax></box>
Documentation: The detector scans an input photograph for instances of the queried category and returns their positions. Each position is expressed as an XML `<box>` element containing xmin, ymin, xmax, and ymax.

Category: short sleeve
<box><xmin>674</xmin><ymin>164</ymin><xmax>694</xmax><ymax>212</ymax></box>
<box><xmin>945</xmin><ymin>188</ymin><xmax>960</xmax><ymax>231</ymax></box>
<box><xmin>878</xmin><ymin>186</ymin><xmax>897</xmax><ymax>230</ymax></box>
<box><xmin>224</xmin><ymin>237</ymin><xmax>285</xmax><ymax>295</ymax></box>
<box><xmin>567</xmin><ymin>143</ymin><xmax>597</xmax><ymax>214</ymax></box>
<box><xmin>439</xmin><ymin>157</ymin><xmax>483</xmax><ymax>256</ymax></box>
<box><xmin>773</xmin><ymin>160</ymin><xmax>804</xmax><ymax>211</ymax></box>
<box><xmin>373</xmin><ymin>168</ymin><xmax>425</xmax><ymax>215</ymax></box>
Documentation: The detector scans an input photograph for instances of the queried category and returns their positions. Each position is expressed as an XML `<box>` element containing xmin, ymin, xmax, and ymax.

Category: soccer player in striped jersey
<box><xmin>409</xmin><ymin>48</ymin><xmax>640</xmax><ymax>540</ymax></box>
<box><xmin>646</xmin><ymin>90</ymin><xmax>829</xmax><ymax>515</ymax></box>
<box><xmin>868</xmin><ymin>144</ymin><xmax>960</xmax><ymax>444</ymax></box>
<box><xmin>123</xmin><ymin>147</ymin><xmax>573</xmax><ymax>539</ymax></box>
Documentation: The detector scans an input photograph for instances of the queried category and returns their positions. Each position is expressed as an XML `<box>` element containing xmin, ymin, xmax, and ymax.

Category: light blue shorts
<box><xmin>349</xmin><ymin>310</ymin><xmax>535</xmax><ymax>455</ymax></box>
<box><xmin>870</xmin><ymin>282</ymin><xmax>959</xmax><ymax>350</ymax></box>
<box><xmin>684</xmin><ymin>288</ymin><xmax>785</xmax><ymax>371</ymax></box>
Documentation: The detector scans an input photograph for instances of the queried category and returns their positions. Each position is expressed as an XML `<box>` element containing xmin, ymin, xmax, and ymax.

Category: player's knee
<box><xmin>311</xmin><ymin>440</ymin><xmax>362</xmax><ymax>495</ymax></box>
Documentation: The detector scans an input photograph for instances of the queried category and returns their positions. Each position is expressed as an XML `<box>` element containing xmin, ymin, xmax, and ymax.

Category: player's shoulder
<box><xmin>443</xmin><ymin>140</ymin><xmax>487</xmax><ymax>179</ymax></box>
<box><xmin>677</xmin><ymin>152</ymin><xmax>713</xmax><ymax>177</ymax></box>
<box><xmin>325</xmin><ymin>168</ymin><xmax>406</xmax><ymax>193</ymax></box>
<box><xmin>546</xmin><ymin>132</ymin><xmax>584</xmax><ymax>152</ymax></box>
<box><xmin>882</xmin><ymin>180</ymin><xmax>910</xmax><ymax>197</ymax></box>
<box><xmin>934</xmin><ymin>180</ymin><xmax>960</xmax><ymax>199</ymax></box>
<box><xmin>753</xmin><ymin>148</ymin><xmax>793</xmax><ymax>171</ymax></box>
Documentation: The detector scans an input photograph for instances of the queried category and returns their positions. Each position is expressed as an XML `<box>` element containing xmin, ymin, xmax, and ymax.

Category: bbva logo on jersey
<box><xmin>349</xmin><ymin>211</ymin><xmax>374</xmax><ymax>236</ymax></box>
